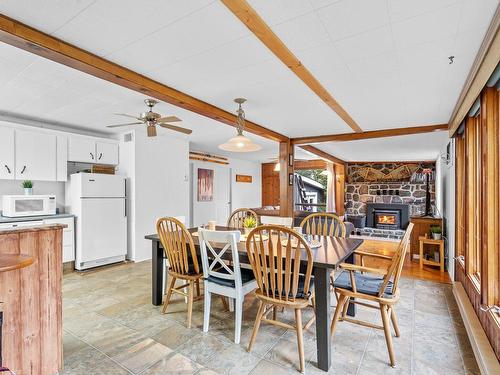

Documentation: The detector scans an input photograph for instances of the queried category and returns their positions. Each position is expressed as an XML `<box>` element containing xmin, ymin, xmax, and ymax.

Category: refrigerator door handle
<box><xmin>124</xmin><ymin>199</ymin><xmax>127</xmax><ymax>217</ymax></box>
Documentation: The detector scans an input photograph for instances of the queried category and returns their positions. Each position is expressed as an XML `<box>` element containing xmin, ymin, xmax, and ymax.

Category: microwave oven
<box><xmin>2</xmin><ymin>195</ymin><xmax>57</xmax><ymax>217</ymax></box>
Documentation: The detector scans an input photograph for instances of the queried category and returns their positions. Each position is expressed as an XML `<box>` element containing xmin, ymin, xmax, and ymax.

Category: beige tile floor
<box><xmin>61</xmin><ymin>261</ymin><xmax>479</xmax><ymax>375</ymax></box>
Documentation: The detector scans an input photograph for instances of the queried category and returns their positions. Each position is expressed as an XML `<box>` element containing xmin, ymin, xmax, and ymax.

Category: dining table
<box><xmin>145</xmin><ymin>226</ymin><xmax>363</xmax><ymax>372</ymax></box>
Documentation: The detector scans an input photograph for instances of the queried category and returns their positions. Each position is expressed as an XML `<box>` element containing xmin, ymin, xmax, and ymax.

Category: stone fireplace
<box><xmin>345</xmin><ymin>162</ymin><xmax>434</xmax><ymax>239</ymax></box>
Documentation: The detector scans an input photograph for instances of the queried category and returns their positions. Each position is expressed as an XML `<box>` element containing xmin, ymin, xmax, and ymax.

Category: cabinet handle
<box><xmin>4</xmin><ymin>165</ymin><xmax>11</xmax><ymax>174</ymax></box>
<box><xmin>20</xmin><ymin>165</ymin><xmax>26</xmax><ymax>174</ymax></box>
<box><xmin>90</xmin><ymin>152</ymin><xmax>94</xmax><ymax>160</ymax></box>
<box><xmin>98</xmin><ymin>153</ymin><xmax>103</xmax><ymax>160</ymax></box>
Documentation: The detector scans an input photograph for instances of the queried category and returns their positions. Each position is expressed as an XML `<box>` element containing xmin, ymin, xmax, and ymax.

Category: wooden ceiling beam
<box><xmin>221</xmin><ymin>0</ymin><xmax>363</xmax><ymax>133</ymax></box>
<box><xmin>0</xmin><ymin>14</ymin><xmax>288</xmax><ymax>142</ymax></box>
<box><xmin>299</xmin><ymin>145</ymin><xmax>346</xmax><ymax>167</ymax></box>
<box><xmin>292</xmin><ymin>123</ymin><xmax>448</xmax><ymax>145</ymax></box>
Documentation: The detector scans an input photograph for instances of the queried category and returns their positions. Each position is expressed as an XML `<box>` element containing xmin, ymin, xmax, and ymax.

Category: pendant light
<box><xmin>219</xmin><ymin>98</ymin><xmax>261</xmax><ymax>152</ymax></box>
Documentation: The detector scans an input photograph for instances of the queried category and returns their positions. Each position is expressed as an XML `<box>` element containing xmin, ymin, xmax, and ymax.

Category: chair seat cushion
<box><xmin>334</xmin><ymin>270</ymin><xmax>393</xmax><ymax>297</ymax></box>
<box><xmin>207</xmin><ymin>267</ymin><xmax>255</xmax><ymax>287</ymax></box>
<box><xmin>273</xmin><ymin>274</ymin><xmax>314</xmax><ymax>300</ymax></box>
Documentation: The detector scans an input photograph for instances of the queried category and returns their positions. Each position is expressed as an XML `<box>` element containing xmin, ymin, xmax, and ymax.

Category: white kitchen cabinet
<box><xmin>0</xmin><ymin>127</ymin><xmax>15</xmax><ymax>179</ymax></box>
<box><xmin>56</xmin><ymin>135</ymin><xmax>68</xmax><ymax>181</ymax></box>
<box><xmin>68</xmin><ymin>137</ymin><xmax>96</xmax><ymax>163</ymax></box>
<box><xmin>68</xmin><ymin>137</ymin><xmax>119</xmax><ymax>165</ymax></box>
<box><xmin>15</xmin><ymin>129</ymin><xmax>57</xmax><ymax>181</ymax></box>
<box><xmin>96</xmin><ymin>141</ymin><xmax>119</xmax><ymax>165</ymax></box>
<box><xmin>44</xmin><ymin>216</ymin><xmax>75</xmax><ymax>263</ymax></box>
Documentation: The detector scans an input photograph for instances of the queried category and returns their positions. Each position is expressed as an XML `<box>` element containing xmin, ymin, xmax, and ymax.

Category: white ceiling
<box><xmin>0</xmin><ymin>0</ymin><xmax>497</xmax><ymax>162</ymax></box>
<box><xmin>313</xmin><ymin>132</ymin><xmax>450</xmax><ymax>162</ymax></box>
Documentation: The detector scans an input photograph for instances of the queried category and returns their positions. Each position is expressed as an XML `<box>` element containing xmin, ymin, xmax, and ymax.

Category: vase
<box><xmin>431</xmin><ymin>233</ymin><xmax>441</xmax><ymax>240</ymax></box>
<box><xmin>24</xmin><ymin>188</ymin><xmax>33</xmax><ymax>195</ymax></box>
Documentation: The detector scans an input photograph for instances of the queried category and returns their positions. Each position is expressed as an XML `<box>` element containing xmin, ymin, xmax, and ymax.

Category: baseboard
<box><xmin>452</xmin><ymin>282</ymin><xmax>500</xmax><ymax>374</ymax></box>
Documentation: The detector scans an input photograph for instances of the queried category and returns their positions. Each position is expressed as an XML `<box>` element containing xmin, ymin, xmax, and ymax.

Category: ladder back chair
<box><xmin>260</xmin><ymin>215</ymin><xmax>293</xmax><ymax>228</ymax></box>
<box><xmin>227</xmin><ymin>208</ymin><xmax>259</xmax><ymax>229</ymax></box>
<box><xmin>198</xmin><ymin>228</ymin><xmax>257</xmax><ymax>344</ymax></box>
<box><xmin>156</xmin><ymin>217</ymin><xmax>203</xmax><ymax>328</ymax></box>
<box><xmin>330</xmin><ymin>223</ymin><xmax>414</xmax><ymax>367</ymax></box>
<box><xmin>246</xmin><ymin>225</ymin><xmax>315</xmax><ymax>373</ymax></box>
<box><xmin>300</xmin><ymin>212</ymin><xmax>347</xmax><ymax>237</ymax></box>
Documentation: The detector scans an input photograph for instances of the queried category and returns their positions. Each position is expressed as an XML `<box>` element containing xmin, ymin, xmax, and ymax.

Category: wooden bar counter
<box><xmin>0</xmin><ymin>224</ymin><xmax>65</xmax><ymax>375</ymax></box>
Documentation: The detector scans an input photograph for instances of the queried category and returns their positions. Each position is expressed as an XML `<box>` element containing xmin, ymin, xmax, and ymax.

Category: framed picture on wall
<box><xmin>197</xmin><ymin>168</ymin><xmax>214</xmax><ymax>201</ymax></box>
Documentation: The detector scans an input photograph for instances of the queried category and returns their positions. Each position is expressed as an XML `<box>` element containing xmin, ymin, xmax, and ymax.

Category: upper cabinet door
<box><xmin>96</xmin><ymin>142</ymin><xmax>119</xmax><ymax>165</ymax></box>
<box><xmin>68</xmin><ymin>137</ymin><xmax>96</xmax><ymax>163</ymax></box>
<box><xmin>0</xmin><ymin>127</ymin><xmax>15</xmax><ymax>180</ymax></box>
<box><xmin>15</xmin><ymin>129</ymin><xmax>57</xmax><ymax>181</ymax></box>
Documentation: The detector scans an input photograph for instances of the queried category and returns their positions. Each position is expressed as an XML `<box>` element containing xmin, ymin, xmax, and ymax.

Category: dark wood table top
<box><xmin>145</xmin><ymin>226</ymin><xmax>363</xmax><ymax>269</ymax></box>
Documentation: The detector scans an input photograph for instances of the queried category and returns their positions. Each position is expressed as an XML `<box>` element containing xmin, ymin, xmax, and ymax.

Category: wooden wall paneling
<box><xmin>261</xmin><ymin>163</ymin><xmax>279</xmax><ymax>207</ymax></box>
<box><xmin>279</xmin><ymin>141</ymin><xmax>294</xmax><ymax>217</ymax></box>
<box><xmin>455</xmin><ymin>132</ymin><xmax>466</xmax><ymax>262</ymax></box>
<box><xmin>334</xmin><ymin>164</ymin><xmax>345</xmax><ymax>216</ymax></box>
<box><xmin>480</xmin><ymin>87</ymin><xmax>499</xmax><ymax>306</ymax></box>
<box><xmin>0</xmin><ymin>226</ymin><xmax>64</xmax><ymax>374</ymax></box>
<box><xmin>19</xmin><ymin>231</ymin><xmax>41</xmax><ymax>374</ymax></box>
<box><xmin>0</xmin><ymin>234</ymin><xmax>21</xmax><ymax>372</ymax></box>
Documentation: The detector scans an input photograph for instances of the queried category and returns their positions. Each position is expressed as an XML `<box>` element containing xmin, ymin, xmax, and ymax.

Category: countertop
<box><xmin>0</xmin><ymin>223</ymin><xmax>68</xmax><ymax>235</ymax></box>
<box><xmin>0</xmin><ymin>213</ymin><xmax>74</xmax><ymax>224</ymax></box>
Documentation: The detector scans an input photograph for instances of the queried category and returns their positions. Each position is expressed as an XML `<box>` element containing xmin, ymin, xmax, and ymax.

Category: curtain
<box><xmin>326</xmin><ymin>162</ymin><xmax>336</xmax><ymax>212</ymax></box>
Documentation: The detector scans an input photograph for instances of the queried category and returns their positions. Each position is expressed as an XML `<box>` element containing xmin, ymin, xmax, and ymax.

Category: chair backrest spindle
<box><xmin>300</xmin><ymin>213</ymin><xmax>346</xmax><ymax>237</ymax></box>
<box><xmin>227</xmin><ymin>208</ymin><xmax>259</xmax><ymax>229</ymax></box>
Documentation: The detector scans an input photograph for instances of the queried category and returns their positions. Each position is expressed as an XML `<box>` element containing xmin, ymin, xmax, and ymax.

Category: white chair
<box><xmin>260</xmin><ymin>215</ymin><xmax>293</xmax><ymax>227</ymax></box>
<box><xmin>198</xmin><ymin>228</ymin><xmax>257</xmax><ymax>344</ymax></box>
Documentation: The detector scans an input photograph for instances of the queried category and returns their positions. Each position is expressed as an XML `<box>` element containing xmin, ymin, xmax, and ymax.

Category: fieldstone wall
<box><xmin>345</xmin><ymin>162</ymin><xmax>435</xmax><ymax>218</ymax></box>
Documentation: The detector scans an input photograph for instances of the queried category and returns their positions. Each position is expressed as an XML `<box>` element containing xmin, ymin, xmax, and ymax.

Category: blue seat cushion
<box><xmin>274</xmin><ymin>274</ymin><xmax>314</xmax><ymax>300</ymax></box>
<box><xmin>207</xmin><ymin>267</ymin><xmax>255</xmax><ymax>287</ymax></box>
<box><xmin>334</xmin><ymin>270</ymin><xmax>393</xmax><ymax>297</ymax></box>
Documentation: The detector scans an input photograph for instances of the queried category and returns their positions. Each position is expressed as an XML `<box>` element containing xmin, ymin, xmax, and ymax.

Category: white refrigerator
<box><xmin>66</xmin><ymin>173</ymin><xmax>127</xmax><ymax>270</ymax></box>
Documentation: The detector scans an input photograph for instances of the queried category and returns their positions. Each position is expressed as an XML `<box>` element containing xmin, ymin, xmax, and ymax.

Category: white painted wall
<box><xmin>435</xmin><ymin>139</ymin><xmax>456</xmax><ymax>279</ymax></box>
<box><xmin>189</xmin><ymin>157</ymin><xmax>262</xmax><ymax>227</ymax></box>
<box><xmin>120</xmin><ymin>130</ymin><xmax>189</xmax><ymax>262</ymax></box>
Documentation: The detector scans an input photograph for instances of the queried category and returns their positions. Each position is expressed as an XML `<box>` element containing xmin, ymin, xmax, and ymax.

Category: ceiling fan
<box><xmin>106</xmin><ymin>98</ymin><xmax>192</xmax><ymax>137</ymax></box>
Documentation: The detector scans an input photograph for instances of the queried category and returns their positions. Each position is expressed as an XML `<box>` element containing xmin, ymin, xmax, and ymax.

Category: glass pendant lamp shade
<box><xmin>219</xmin><ymin>134</ymin><xmax>261</xmax><ymax>152</ymax></box>
<box><xmin>218</xmin><ymin>98</ymin><xmax>261</xmax><ymax>153</ymax></box>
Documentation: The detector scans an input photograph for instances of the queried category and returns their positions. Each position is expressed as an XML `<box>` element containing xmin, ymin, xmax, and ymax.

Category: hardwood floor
<box><xmin>356</xmin><ymin>239</ymin><xmax>451</xmax><ymax>284</ymax></box>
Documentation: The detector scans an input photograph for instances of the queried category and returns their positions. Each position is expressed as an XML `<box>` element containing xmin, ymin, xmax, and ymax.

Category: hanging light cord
<box><xmin>236</xmin><ymin>102</ymin><xmax>245</xmax><ymax>136</ymax></box>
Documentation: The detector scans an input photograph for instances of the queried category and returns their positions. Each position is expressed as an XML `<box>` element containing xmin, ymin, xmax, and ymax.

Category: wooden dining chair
<box><xmin>260</xmin><ymin>215</ymin><xmax>293</xmax><ymax>227</ymax></box>
<box><xmin>198</xmin><ymin>228</ymin><xmax>257</xmax><ymax>344</ymax></box>
<box><xmin>330</xmin><ymin>223</ymin><xmax>414</xmax><ymax>367</ymax></box>
<box><xmin>246</xmin><ymin>225</ymin><xmax>315</xmax><ymax>373</ymax></box>
<box><xmin>300</xmin><ymin>212</ymin><xmax>346</xmax><ymax>237</ymax></box>
<box><xmin>227</xmin><ymin>208</ymin><xmax>259</xmax><ymax>229</ymax></box>
<box><xmin>156</xmin><ymin>217</ymin><xmax>203</xmax><ymax>328</ymax></box>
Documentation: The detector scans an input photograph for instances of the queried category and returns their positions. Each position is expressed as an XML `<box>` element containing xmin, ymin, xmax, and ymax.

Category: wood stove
<box><xmin>366</xmin><ymin>203</ymin><xmax>409</xmax><ymax>230</ymax></box>
<box><xmin>373</xmin><ymin>209</ymin><xmax>400</xmax><ymax>229</ymax></box>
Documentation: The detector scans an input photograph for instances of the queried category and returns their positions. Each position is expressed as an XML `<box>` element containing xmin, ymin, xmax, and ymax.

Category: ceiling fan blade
<box><xmin>114</xmin><ymin>113</ymin><xmax>141</xmax><ymax>120</ymax></box>
<box><xmin>106</xmin><ymin>122</ymin><xmax>143</xmax><ymax>128</ymax></box>
<box><xmin>159</xmin><ymin>123</ymin><xmax>192</xmax><ymax>134</ymax></box>
<box><xmin>158</xmin><ymin>116</ymin><xmax>181</xmax><ymax>123</ymax></box>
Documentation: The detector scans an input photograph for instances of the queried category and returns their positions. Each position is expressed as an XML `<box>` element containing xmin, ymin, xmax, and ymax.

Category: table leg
<box><xmin>152</xmin><ymin>240</ymin><xmax>164</xmax><ymax>306</ymax></box>
<box><xmin>345</xmin><ymin>253</ymin><xmax>357</xmax><ymax>317</ymax></box>
<box><xmin>314</xmin><ymin>267</ymin><xmax>331</xmax><ymax>371</ymax></box>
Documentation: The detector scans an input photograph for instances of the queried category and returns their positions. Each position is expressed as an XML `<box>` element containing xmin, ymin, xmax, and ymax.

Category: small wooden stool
<box><xmin>419</xmin><ymin>236</ymin><xmax>445</xmax><ymax>272</ymax></box>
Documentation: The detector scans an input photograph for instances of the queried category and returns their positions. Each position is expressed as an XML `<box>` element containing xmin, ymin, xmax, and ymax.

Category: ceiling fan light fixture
<box><xmin>218</xmin><ymin>98</ymin><xmax>261</xmax><ymax>153</ymax></box>
<box><xmin>147</xmin><ymin>125</ymin><xmax>157</xmax><ymax>137</ymax></box>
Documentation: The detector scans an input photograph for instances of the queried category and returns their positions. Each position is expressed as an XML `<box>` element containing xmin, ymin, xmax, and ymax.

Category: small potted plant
<box><xmin>430</xmin><ymin>225</ymin><xmax>442</xmax><ymax>240</ymax></box>
<box><xmin>243</xmin><ymin>216</ymin><xmax>257</xmax><ymax>236</ymax></box>
<box><xmin>22</xmin><ymin>180</ymin><xmax>33</xmax><ymax>195</ymax></box>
